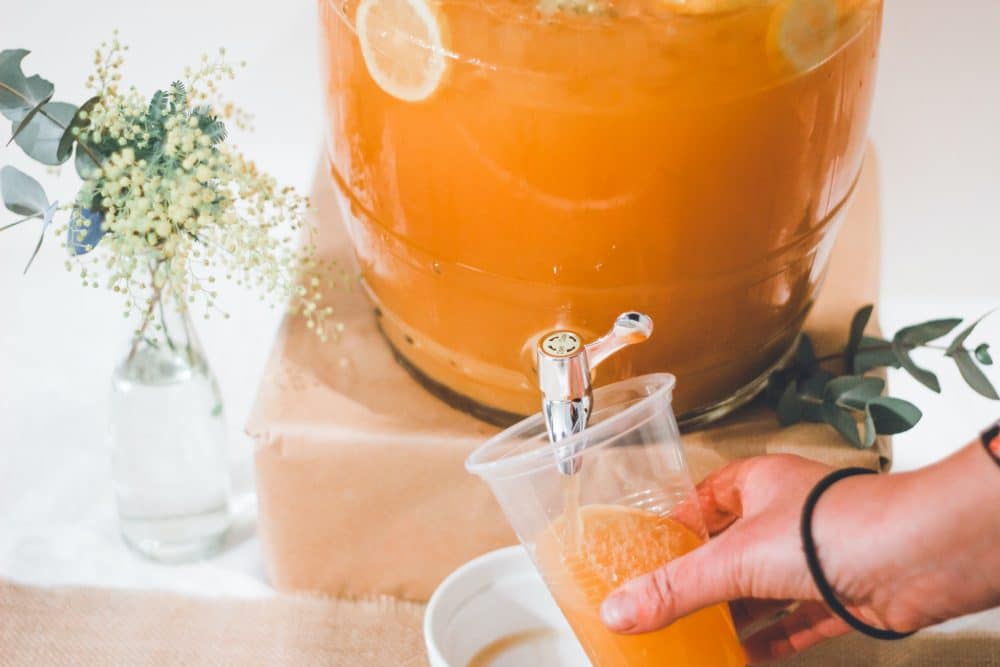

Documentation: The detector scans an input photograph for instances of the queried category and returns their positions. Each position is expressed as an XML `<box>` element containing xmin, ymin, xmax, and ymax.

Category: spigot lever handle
<box><xmin>583</xmin><ymin>312</ymin><xmax>654</xmax><ymax>373</ymax></box>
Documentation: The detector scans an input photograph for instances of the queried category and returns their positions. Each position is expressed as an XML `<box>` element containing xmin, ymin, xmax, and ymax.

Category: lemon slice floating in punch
<box><xmin>356</xmin><ymin>0</ymin><xmax>448</xmax><ymax>102</ymax></box>
<box><xmin>768</xmin><ymin>0</ymin><xmax>840</xmax><ymax>71</ymax></box>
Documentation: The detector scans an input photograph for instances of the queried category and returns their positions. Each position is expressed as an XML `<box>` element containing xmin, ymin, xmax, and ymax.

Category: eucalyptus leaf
<box><xmin>822</xmin><ymin>399</ymin><xmax>862</xmax><ymax>447</ymax></box>
<box><xmin>854</xmin><ymin>336</ymin><xmax>901</xmax><ymax>374</ymax></box>
<box><xmin>952</xmin><ymin>349</ymin><xmax>1000</xmax><ymax>400</ymax></box>
<box><xmin>862</xmin><ymin>409</ymin><xmax>877</xmax><ymax>448</ymax></box>
<box><xmin>802</xmin><ymin>398</ymin><xmax>824</xmax><ymax>424</ymax></box>
<box><xmin>57</xmin><ymin>95</ymin><xmax>100</xmax><ymax>163</ymax></box>
<box><xmin>0</xmin><ymin>165</ymin><xmax>49</xmax><ymax>217</ymax></box>
<box><xmin>892</xmin><ymin>337</ymin><xmax>941</xmax><ymax>393</ymax></box>
<box><xmin>827</xmin><ymin>375</ymin><xmax>885</xmax><ymax>410</ymax></box>
<box><xmin>10</xmin><ymin>101</ymin><xmax>77</xmax><ymax>165</ymax></box>
<box><xmin>976</xmin><ymin>343</ymin><xmax>993</xmax><ymax>366</ymax></box>
<box><xmin>776</xmin><ymin>381</ymin><xmax>803</xmax><ymax>426</ymax></box>
<box><xmin>946</xmin><ymin>311</ymin><xmax>994</xmax><ymax>355</ymax></box>
<box><xmin>824</xmin><ymin>375</ymin><xmax>865</xmax><ymax>400</ymax></box>
<box><xmin>896</xmin><ymin>318</ymin><xmax>963</xmax><ymax>346</ymax></box>
<box><xmin>800</xmin><ymin>369</ymin><xmax>835</xmax><ymax>398</ymax></box>
<box><xmin>8</xmin><ymin>93</ymin><xmax>53</xmax><ymax>145</ymax></box>
<box><xmin>75</xmin><ymin>142</ymin><xmax>103</xmax><ymax>179</ymax></box>
<box><xmin>0</xmin><ymin>50</ymin><xmax>54</xmax><ymax>118</ymax></box>
<box><xmin>866</xmin><ymin>397</ymin><xmax>922</xmax><ymax>435</ymax></box>
<box><xmin>796</xmin><ymin>334</ymin><xmax>817</xmax><ymax>369</ymax></box>
<box><xmin>67</xmin><ymin>208</ymin><xmax>105</xmax><ymax>255</ymax></box>
<box><xmin>845</xmin><ymin>304</ymin><xmax>874</xmax><ymax>372</ymax></box>
<box><xmin>23</xmin><ymin>201</ymin><xmax>57</xmax><ymax>274</ymax></box>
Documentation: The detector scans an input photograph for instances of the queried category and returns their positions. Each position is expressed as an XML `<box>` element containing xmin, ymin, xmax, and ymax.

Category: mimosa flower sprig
<box><xmin>0</xmin><ymin>36</ymin><xmax>339</xmax><ymax>340</ymax></box>
<box><xmin>766</xmin><ymin>305</ymin><xmax>997</xmax><ymax>447</ymax></box>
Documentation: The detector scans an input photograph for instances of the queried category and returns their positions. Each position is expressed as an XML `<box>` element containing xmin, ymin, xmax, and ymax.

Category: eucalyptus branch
<box><xmin>0</xmin><ymin>65</ymin><xmax>104</xmax><ymax>169</ymax></box>
<box><xmin>812</xmin><ymin>341</ymin><xmax>952</xmax><ymax>366</ymax></box>
<box><xmin>768</xmin><ymin>304</ymin><xmax>998</xmax><ymax>448</ymax></box>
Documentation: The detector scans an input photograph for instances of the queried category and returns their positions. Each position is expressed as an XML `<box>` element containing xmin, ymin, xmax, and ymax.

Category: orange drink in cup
<box><xmin>467</xmin><ymin>374</ymin><xmax>746</xmax><ymax>666</ymax></box>
<box><xmin>537</xmin><ymin>505</ymin><xmax>744</xmax><ymax>666</ymax></box>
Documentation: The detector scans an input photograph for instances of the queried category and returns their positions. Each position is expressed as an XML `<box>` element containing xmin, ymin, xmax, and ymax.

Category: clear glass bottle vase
<box><xmin>110</xmin><ymin>287</ymin><xmax>232</xmax><ymax>562</ymax></box>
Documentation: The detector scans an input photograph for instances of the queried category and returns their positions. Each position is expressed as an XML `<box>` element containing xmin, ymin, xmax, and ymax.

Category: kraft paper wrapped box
<box><xmin>248</xmin><ymin>146</ymin><xmax>889</xmax><ymax>602</ymax></box>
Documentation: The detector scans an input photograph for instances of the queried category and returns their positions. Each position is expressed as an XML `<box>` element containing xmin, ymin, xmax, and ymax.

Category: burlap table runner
<box><xmin>2</xmin><ymin>579</ymin><xmax>997</xmax><ymax>666</ymax></box>
<box><xmin>248</xmin><ymin>146</ymin><xmax>889</xmax><ymax>602</ymax></box>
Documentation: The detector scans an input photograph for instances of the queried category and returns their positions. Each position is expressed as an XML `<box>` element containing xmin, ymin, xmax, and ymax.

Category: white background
<box><xmin>1</xmin><ymin>1</ymin><xmax>998</xmax><ymax>598</ymax></box>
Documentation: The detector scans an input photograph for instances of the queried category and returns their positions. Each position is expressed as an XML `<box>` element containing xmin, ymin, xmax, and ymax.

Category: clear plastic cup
<box><xmin>466</xmin><ymin>373</ymin><xmax>745</xmax><ymax>667</ymax></box>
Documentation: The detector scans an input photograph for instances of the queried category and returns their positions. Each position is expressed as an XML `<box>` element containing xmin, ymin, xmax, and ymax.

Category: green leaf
<box><xmin>10</xmin><ymin>101</ymin><xmax>77</xmax><ymax>165</ymax></box>
<box><xmin>8</xmin><ymin>92</ymin><xmax>53</xmax><ymax>145</ymax></box>
<box><xmin>854</xmin><ymin>336</ymin><xmax>901</xmax><ymax>374</ymax></box>
<box><xmin>776</xmin><ymin>381</ymin><xmax>803</xmax><ymax>426</ymax></box>
<box><xmin>824</xmin><ymin>375</ymin><xmax>863</xmax><ymax>399</ymax></box>
<box><xmin>147</xmin><ymin>89</ymin><xmax>168</xmax><ymax>125</ymax></box>
<box><xmin>211</xmin><ymin>402</ymin><xmax>223</xmax><ymax>417</ymax></box>
<box><xmin>845</xmin><ymin>304</ymin><xmax>874</xmax><ymax>372</ymax></box>
<box><xmin>194</xmin><ymin>105</ymin><xmax>227</xmax><ymax>145</ymax></box>
<box><xmin>896</xmin><ymin>318</ymin><xmax>963</xmax><ymax>346</ymax></box>
<box><xmin>866</xmin><ymin>397</ymin><xmax>922</xmax><ymax>435</ymax></box>
<box><xmin>800</xmin><ymin>369</ymin><xmax>834</xmax><ymax>398</ymax></box>
<box><xmin>801</xmin><ymin>398</ymin><xmax>824</xmax><ymax>423</ymax></box>
<box><xmin>0</xmin><ymin>165</ymin><xmax>49</xmax><ymax>216</ymax></box>
<box><xmin>57</xmin><ymin>95</ymin><xmax>100</xmax><ymax>163</ymax></box>
<box><xmin>946</xmin><ymin>311</ymin><xmax>995</xmax><ymax>356</ymax></box>
<box><xmin>170</xmin><ymin>81</ymin><xmax>188</xmax><ymax>109</ymax></box>
<box><xmin>951</xmin><ymin>348</ymin><xmax>1000</xmax><ymax>400</ymax></box>
<box><xmin>75</xmin><ymin>142</ymin><xmax>103</xmax><ymax>179</ymax></box>
<box><xmin>976</xmin><ymin>344</ymin><xmax>993</xmax><ymax>366</ymax></box>
<box><xmin>822</xmin><ymin>399</ymin><xmax>862</xmax><ymax>447</ymax></box>
<box><xmin>826</xmin><ymin>375</ymin><xmax>886</xmax><ymax>410</ymax></box>
<box><xmin>796</xmin><ymin>334</ymin><xmax>817</xmax><ymax>369</ymax></box>
<box><xmin>862</xmin><ymin>409</ymin><xmax>877</xmax><ymax>448</ymax></box>
<box><xmin>23</xmin><ymin>201</ymin><xmax>57</xmax><ymax>274</ymax></box>
<box><xmin>0</xmin><ymin>50</ymin><xmax>54</xmax><ymax>119</ymax></box>
<box><xmin>892</xmin><ymin>335</ymin><xmax>942</xmax><ymax>393</ymax></box>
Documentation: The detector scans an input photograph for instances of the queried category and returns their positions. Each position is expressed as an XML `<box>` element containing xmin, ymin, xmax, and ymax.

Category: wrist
<box><xmin>811</xmin><ymin>443</ymin><xmax>1000</xmax><ymax>631</ymax></box>
<box><xmin>808</xmin><ymin>470</ymin><xmax>900</xmax><ymax>606</ymax></box>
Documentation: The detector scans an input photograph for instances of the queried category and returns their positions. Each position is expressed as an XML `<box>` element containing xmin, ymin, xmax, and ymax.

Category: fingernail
<box><xmin>601</xmin><ymin>592</ymin><xmax>637</xmax><ymax>632</ymax></box>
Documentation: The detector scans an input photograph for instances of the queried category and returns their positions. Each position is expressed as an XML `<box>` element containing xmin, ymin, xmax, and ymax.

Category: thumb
<box><xmin>600</xmin><ymin>528</ymin><xmax>747</xmax><ymax>634</ymax></box>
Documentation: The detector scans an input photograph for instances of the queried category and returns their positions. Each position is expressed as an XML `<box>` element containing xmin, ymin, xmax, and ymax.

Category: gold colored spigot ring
<box><xmin>540</xmin><ymin>331</ymin><xmax>582</xmax><ymax>358</ymax></box>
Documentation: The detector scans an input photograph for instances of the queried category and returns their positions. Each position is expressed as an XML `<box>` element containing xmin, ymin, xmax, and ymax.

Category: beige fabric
<box><xmin>0</xmin><ymin>579</ymin><xmax>425</xmax><ymax>667</ymax></box>
<box><xmin>1</xmin><ymin>579</ymin><xmax>998</xmax><ymax>666</ymax></box>
<box><xmin>249</xmin><ymin>146</ymin><xmax>890</xmax><ymax>602</ymax></box>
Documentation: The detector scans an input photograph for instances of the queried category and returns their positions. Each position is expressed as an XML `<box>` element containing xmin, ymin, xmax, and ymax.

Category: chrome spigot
<box><xmin>537</xmin><ymin>312</ymin><xmax>654</xmax><ymax>475</ymax></box>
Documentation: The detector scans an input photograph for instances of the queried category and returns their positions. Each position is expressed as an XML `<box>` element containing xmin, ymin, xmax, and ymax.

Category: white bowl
<box><xmin>424</xmin><ymin>546</ymin><xmax>591</xmax><ymax>667</ymax></box>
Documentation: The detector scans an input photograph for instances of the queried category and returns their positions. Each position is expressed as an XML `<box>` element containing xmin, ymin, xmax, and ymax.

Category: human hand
<box><xmin>598</xmin><ymin>451</ymin><xmax>1000</xmax><ymax>663</ymax></box>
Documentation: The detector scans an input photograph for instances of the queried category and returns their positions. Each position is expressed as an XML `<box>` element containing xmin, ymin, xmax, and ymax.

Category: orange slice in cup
<box><xmin>768</xmin><ymin>0</ymin><xmax>840</xmax><ymax>71</ymax></box>
<box><xmin>356</xmin><ymin>0</ymin><xmax>448</xmax><ymax>102</ymax></box>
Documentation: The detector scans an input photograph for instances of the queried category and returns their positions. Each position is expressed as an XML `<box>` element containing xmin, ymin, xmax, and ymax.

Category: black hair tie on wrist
<box><xmin>982</xmin><ymin>420</ymin><xmax>1000</xmax><ymax>467</ymax></box>
<box><xmin>800</xmin><ymin>467</ymin><xmax>916</xmax><ymax>641</ymax></box>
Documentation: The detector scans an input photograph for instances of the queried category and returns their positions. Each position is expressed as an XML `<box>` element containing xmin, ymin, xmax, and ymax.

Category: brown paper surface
<box><xmin>248</xmin><ymin>145</ymin><xmax>890</xmax><ymax>602</ymax></box>
<box><xmin>2</xmin><ymin>578</ymin><xmax>997</xmax><ymax>666</ymax></box>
